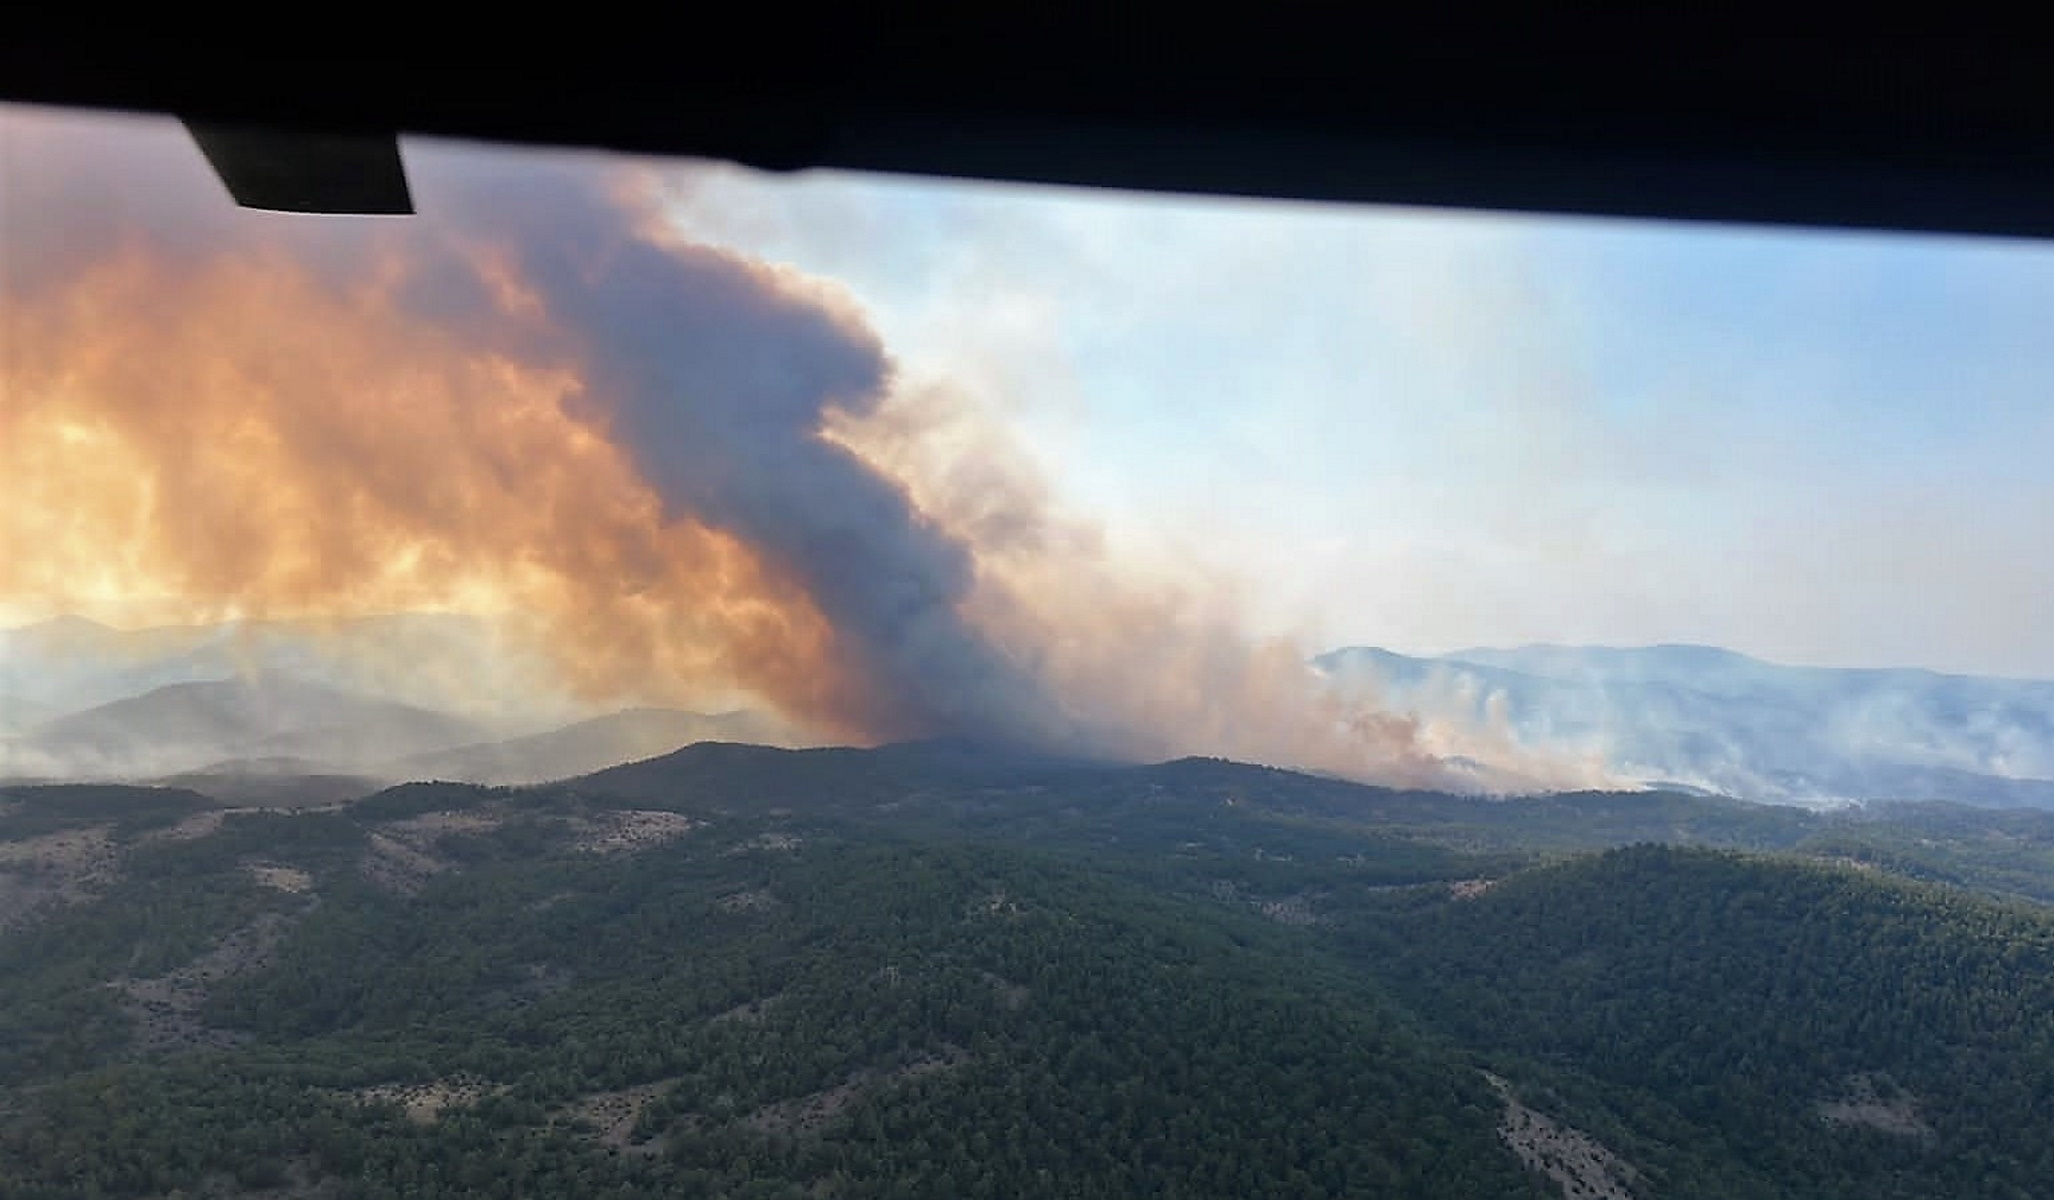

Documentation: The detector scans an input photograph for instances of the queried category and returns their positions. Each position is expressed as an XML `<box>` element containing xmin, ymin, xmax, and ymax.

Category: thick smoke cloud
<box><xmin>402</xmin><ymin>151</ymin><xmax>1078</xmax><ymax>749</ymax></box>
<box><xmin>3</xmin><ymin>108</ymin><xmax>885</xmax><ymax>737</ymax></box>
<box><xmin>828</xmin><ymin>383</ymin><xmax>1610</xmax><ymax>790</ymax></box>
<box><xmin>2</xmin><ymin>105</ymin><xmax>1597</xmax><ymax>790</ymax></box>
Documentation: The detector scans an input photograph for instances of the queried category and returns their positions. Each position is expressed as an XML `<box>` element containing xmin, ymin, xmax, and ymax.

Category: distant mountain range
<box><xmin>12</xmin><ymin>614</ymin><xmax>2054</xmax><ymax>807</ymax></box>
<box><xmin>0</xmin><ymin>615</ymin><xmax>809</xmax><ymax>787</ymax></box>
<box><xmin>1315</xmin><ymin>643</ymin><xmax>2054</xmax><ymax>808</ymax></box>
<box><xmin>1</xmin><ymin>676</ymin><xmax>808</xmax><ymax>789</ymax></box>
<box><xmin>0</xmin><ymin>613</ymin><xmax>577</xmax><ymax>727</ymax></box>
<box><xmin>392</xmin><ymin>707</ymin><xmax>804</xmax><ymax>786</ymax></box>
<box><xmin>2</xmin><ymin>675</ymin><xmax>491</xmax><ymax>780</ymax></box>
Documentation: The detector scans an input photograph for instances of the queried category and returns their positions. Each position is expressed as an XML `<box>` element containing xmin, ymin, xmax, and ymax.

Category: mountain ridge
<box><xmin>1318</xmin><ymin>643</ymin><xmax>2054</xmax><ymax>809</ymax></box>
<box><xmin>3</xmin><ymin>674</ymin><xmax>489</xmax><ymax>780</ymax></box>
<box><xmin>389</xmin><ymin>707</ymin><xmax>806</xmax><ymax>786</ymax></box>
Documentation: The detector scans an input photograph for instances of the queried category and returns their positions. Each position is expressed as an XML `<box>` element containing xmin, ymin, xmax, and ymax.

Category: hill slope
<box><xmin>0</xmin><ymin>785</ymin><xmax>1543</xmax><ymax>1199</ymax></box>
<box><xmin>1359</xmin><ymin>844</ymin><xmax>2054</xmax><ymax>1197</ymax></box>
<box><xmin>8</xmin><ymin>744</ymin><xmax>2054</xmax><ymax>1196</ymax></box>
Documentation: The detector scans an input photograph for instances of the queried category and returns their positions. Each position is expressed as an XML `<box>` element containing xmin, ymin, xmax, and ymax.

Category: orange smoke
<box><xmin>0</xmin><ymin>112</ymin><xmax>888</xmax><ymax>741</ymax></box>
<box><xmin>2</xmin><ymin>104</ymin><xmax>1610</xmax><ymax>791</ymax></box>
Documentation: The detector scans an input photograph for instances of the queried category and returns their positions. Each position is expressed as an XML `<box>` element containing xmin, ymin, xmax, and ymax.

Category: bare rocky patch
<box><xmin>245</xmin><ymin>862</ymin><xmax>313</xmax><ymax>894</ymax></box>
<box><xmin>715</xmin><ymin>887</ymin><xmax>779</xmax><ymax>914</ymax></box>
<box><xmin>111</xmin><ymin>912</ymin><xmax>293</xmax><ymax>1052</ymax></box>
<box><xmin>357</xmin><ymin>809</ymin><xmax>505</xmax><ymax>893</ymax></box>
<box><xmin>358</xmin><ymin>831</ymin><xmax>448</xmax><ymax>895</ymax></box>
<box><xmin>1488</xmin><ymin>1073</ymin><xmax>1642</xmax><ymax>1200</ymax></box>
<box><xmin>386</xmin><ymin>810</ymin><xmax>507</xmax><ymax>838</ymax></box>
<box><xmin>352</xmin><ymin>1076</ymin><xmax>506</xmax><ymax>1125</ymax></box>
<box><xmin>572</xmin><ymin>809</ymin><xmax>698</xmax><ymax>855</ymax></box>
<box><xmin>1818</xmin><ymin>1072</ymin><xmax>1933</xmax><ymax>1139</ymax></box>
<box><xmin>969</xmin><ymin>888</ymin><xmax>1023</xmax><ymax>918</ymax></box>
<box><xmin>1252</xmin><ymin>893</ymin><xmax>1322</xmax><ymax>927</ymax></box>
<box><xmin>148</xmin><ymin>808</ymin><xmax>230</xmax><ymax>843</ymax></box>
<box><xmin>0</xmin><ymin>825</ymin><xmax>118</xmax><ymax>929</ymax></box>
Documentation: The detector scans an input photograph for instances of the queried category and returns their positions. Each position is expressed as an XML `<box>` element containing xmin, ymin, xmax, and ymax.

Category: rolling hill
<box><xmin>2</xmin><ymin>675</ymin><xmax>489</xmax><ymax>780</ymax></box>
<box><xmin>1356</xmin><ymin>844</ymin><xmax>2054</xmax><ymax>1196</ymax></box>
<box><xmin>0</xmin><ymin>613</ymin><xmax>578</xmax><ymax>730</ymax></box>
<box><xmin>8</xmin><ymin>742</ymin><xmax>2054</xmax><ymax>1194</ymax></box>
<box><xmin>390</xmin><ymin>707</ymin><xmax>806</xmax><ymax>786</ymax></box>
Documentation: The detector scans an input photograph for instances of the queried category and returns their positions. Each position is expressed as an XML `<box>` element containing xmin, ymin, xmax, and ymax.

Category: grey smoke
<box><xmin>396</xmin><ymin>148</ymin><xmax>1084</xmax><ymax>750</ymax></box>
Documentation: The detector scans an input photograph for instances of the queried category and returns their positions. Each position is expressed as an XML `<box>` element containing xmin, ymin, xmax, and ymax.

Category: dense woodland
<box><xmin>7</xmin><ymin>746</ymin><xmax>2054</xmax><ymax>1197</ymax></box>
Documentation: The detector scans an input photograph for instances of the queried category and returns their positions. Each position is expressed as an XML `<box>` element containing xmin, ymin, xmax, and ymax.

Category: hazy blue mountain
<box><xmin>0</xmin><ymin>695</ymin><xmax>57</xmax><ymax>737</ymax></box>
<box><xmin>389</xmin><ymin>707</ymin><xmax>809</xmax><ymax>785</ymax></box>
<box><xmin>148</xmin><ymin>759</ymin><xmax>389</xmax><ymax>808</ymax></box>
<box><xmin>0</xmin><ymin>613</ymin><xmax>572</xmax><ymax>729</ymax></box>
<box><xmin>1316</xmin><ymin>643</ymin><xmax>2054</xmax><ymax>808</ymax></box>
<box><xmin>2</xmin><ymin>674</ymin><xmax>488</xmax><ymax>780</ymax></box>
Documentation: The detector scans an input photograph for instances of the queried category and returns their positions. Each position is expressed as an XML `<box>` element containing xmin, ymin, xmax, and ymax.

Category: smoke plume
<box><xmin>1</xmin><ymin>104</ymin><xmax>1596</xmax><ymax>790</ymax></box>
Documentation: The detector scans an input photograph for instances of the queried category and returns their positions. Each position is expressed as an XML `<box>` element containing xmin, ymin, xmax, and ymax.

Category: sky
<box><xmin>5</xmin><ymin>100</ymin><xmax>2054</xmax><ymax>792</ymax></box>
<box><xmin>666</xmin><ymin>161</ymin><xmax>2054</xmax><ymax>679</ymax></box>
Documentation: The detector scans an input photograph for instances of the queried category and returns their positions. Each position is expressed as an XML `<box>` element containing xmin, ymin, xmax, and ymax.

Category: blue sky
<box><xmin>660</xmin><ymin>160</ymin><xmax>2054</xmax><ymax>678</ymax></box>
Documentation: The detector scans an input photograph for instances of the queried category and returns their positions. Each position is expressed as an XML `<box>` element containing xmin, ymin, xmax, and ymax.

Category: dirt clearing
<box><xmin>1488</xmin><ymin>1073</ymin><xmax>1641</xmax><ymax>1200</ymax></box>
<box><xmin>572</xmin><ymin>809</ymin><xmax>698</xmax><ymax>855</ymax></box>
<box><xmin>353</xmin><ymin>1076</ymin><xmax>506</xmax><ymax>1125</ymax></box>
<box><xmin>246</xmin><ymin>863</ymin><xmax>314</xmax><ymax>893</ymax></box>
<box><xmin>1818</xmin><ymin>1072</ymin><xmax>1933</xmax><ymax>1138</ymax></box>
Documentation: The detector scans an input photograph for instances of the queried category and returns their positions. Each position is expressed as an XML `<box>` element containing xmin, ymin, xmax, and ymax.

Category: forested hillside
<box><xmin>1360</xmin><ymin>846</ymin><xmax>2054</xmax><ymax>1198</ymax></box>
<box><xmin>6</xmin><ymin>748</ymin><xmax>2054</xmax><ymax>1197</ymax></box>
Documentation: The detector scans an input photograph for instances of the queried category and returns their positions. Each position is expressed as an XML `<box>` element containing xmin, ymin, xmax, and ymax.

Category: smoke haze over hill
<box><xmin>2</xmin><ymin>106</ymin><xmax>1586</xmax><ymax>791</ymax></box>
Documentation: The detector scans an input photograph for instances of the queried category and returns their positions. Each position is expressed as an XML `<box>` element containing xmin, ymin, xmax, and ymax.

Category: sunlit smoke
<box><xmin>1</xmin><ymin>104</ymin><xmax>1604</xmax><ymax>791</ymax></box>
<box><xmin>1</xmin><ymin>107</ymin><xmax>929</xmax><ymax>744</ymax></box>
